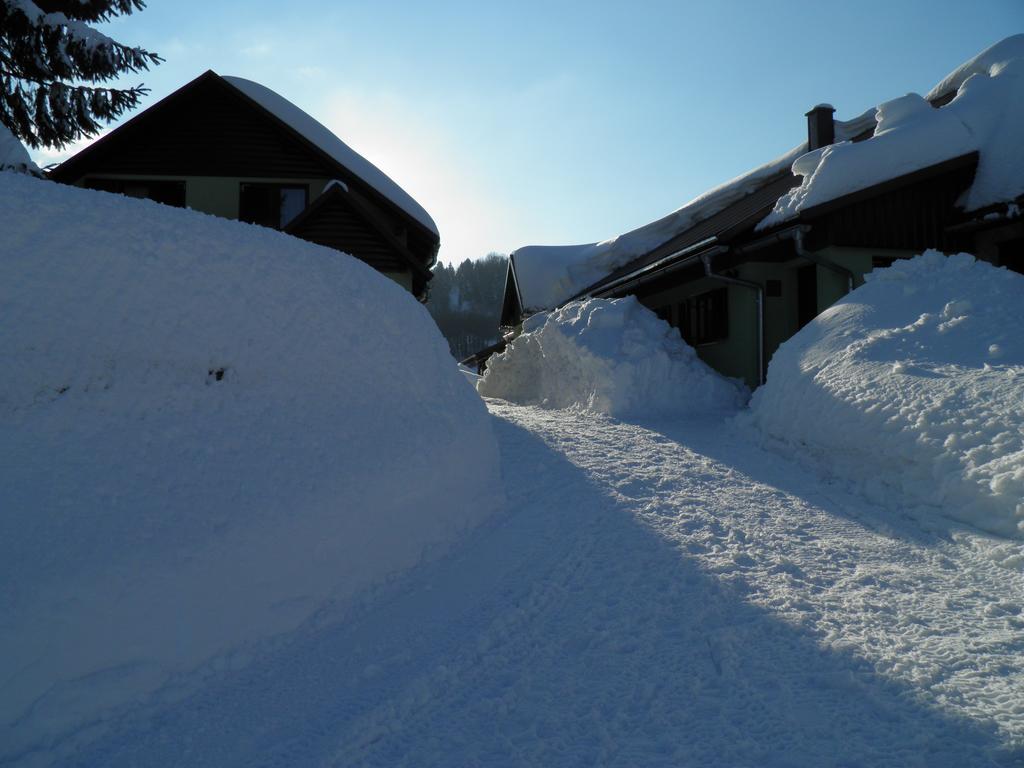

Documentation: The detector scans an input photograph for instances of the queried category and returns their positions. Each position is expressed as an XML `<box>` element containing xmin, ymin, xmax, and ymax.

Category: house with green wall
<box><xmin>492</xmin><ymin>38</ymin><xmax>1024</xmax><ymax>388</ymax></box>
<box><xmin>49</xmin><ymin>71</ymin><xmax>439</xmax><ymax>301</ymax></box>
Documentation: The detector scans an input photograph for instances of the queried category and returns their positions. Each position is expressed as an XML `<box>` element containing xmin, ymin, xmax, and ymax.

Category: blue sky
<box><xmin>34</xmin><ymin>0</ymin><xmax>1022</xmax><ymax>265</ymax></box>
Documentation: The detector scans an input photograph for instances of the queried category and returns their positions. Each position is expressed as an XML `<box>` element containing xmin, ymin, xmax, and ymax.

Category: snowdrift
<box><xmin>0</xmin><ymin>173</ymin><xmax>503</xmax><ymax>757</ymax></box>
<box><xmin>477</xmin><ymin>297</ymin><xmax>747</xmax><ymax>418</ymax></box>
<box><xmin>0</xmin><ymin>123</ymin><xmax>39</xmax><ymax>174</ymax></box>
<box><xmin>747</xmin><ymin>251</ymin><xmax>1024</xmax><ymax>539</ymax></box>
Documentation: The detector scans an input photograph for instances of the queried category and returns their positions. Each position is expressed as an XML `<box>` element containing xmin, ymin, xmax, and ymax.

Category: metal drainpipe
<box><xmin>792</xmin><ymin>227</ymin><xmax>854</xmax><ymax>294</ymax></box>
<box><xmin>733</xmin><ymin>225</ymin><xmax>856</xmax><ymax>294</ymax></box>
<box><xmin>699</xmin><ymin>253</ymin><xmax>766</xmax><ymax>387</ymax></box>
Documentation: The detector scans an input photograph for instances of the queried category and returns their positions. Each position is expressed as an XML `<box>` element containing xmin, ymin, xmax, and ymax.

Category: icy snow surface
<box><xmin>0</xmin><ymin>124</ymin><xmax>40</xmax><ymax>175</ymax></box>
<box><xmin>511</xmin><ymin>144</ymin><xmax>806</xmax><ymax>312</ymax></box>
<box><xmin>38</xmin><ymin>403</ymin><xmax>1024</xmax><ymax>766</ymax></box>
<box><xmin>477</xmin><ymin>296</ymin><xmax>747</xmax><ymax>418</ymax></box>
<box><xmin>0</xmin><ymin>173</ymin><xmax>500</xmax><ymax>761</ymax></box>
<box><xmin>222</xmin><ymin>76</ymin><xmax>438</xmax><ymax>235</ymax></box>
<box><xmin>748</xmin><ymin>251</ymin><xmax>1024</xmax><ymax>540</ymax></box>
<box><xmin>762</xmin><ymin>35</ymin><xmax>1024</xmax><ymax>227</ymax></box>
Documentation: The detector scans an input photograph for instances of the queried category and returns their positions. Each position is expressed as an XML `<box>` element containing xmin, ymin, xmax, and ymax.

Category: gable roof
<box><xmin>222</xmin><ymin>76</ymin><xmax>438</xmax><ymax>237</ymax></box>
<box><xmin>284</xmin><ymin>181</ymin><xmax>432</xmax><ymax>283</ymax></box>
<box><xmin>50</xmin><ymin>70</ymin><xmax>439</xmax><ymax>252</ymax></box>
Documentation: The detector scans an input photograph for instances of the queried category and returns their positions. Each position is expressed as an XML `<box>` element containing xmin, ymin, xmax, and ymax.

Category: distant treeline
<box><xmin>426</xmin><ymin>253</ymin><xmax>508</xmax><ymax>360</ymax></box>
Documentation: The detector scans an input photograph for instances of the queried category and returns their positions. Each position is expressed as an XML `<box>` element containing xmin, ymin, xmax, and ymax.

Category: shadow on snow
<box><xmin>54</xmin><ymin>414</ymin><xmax>1014</xmax><ymax>768</ymax></box>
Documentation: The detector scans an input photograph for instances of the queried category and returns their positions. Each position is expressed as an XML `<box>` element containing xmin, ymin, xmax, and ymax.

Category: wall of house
<box><xmin>733</xmin><ymin>262</ymin><xmax>796</xmax><ymax>377</ymax></box>
<box><xmin>810</xmin><ymin>246</ymin><xmax>916</xmax><ymax>310</ymax></box>
<box><xmin>77</xmin><ymin>174</ymin><xmax>331</xmax><ymax>219</ymax></box>
<box><xmin>76</xmin><ymin>173</ymin><xmax>417</xmax><ymax>294</ymax></box>
<box><xmin>638</xmin><ymin>276</ymin><xmax>761</xmax><ymax>388</ymax></box>
<box><xmin>634</xmin><ymin>246</ymin><xmax>925</xmax><ymax>389</ymax></box>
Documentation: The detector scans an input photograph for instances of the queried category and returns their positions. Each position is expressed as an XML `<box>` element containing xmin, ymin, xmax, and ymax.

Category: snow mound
<box><xmin>477</xmin><ymin>297</ymin><xmax>747</xmax><ymax>418</ymax></box>
<box><xmin>0</xmin><ymin>123</ymin><xmax>40</xmax><ymax>175</ymax></box>
<box><xmin>0</xmin><ymin>174</ymin><xmax>501</xmax><ymax>758</ymax></box>
<box><xmin>762</xmin><ymin>35</ymin><xmax>1024</xmax><ymax>227</ymax></box>
<box><xmin>747</xmin><ymin>251</ymin><xmax>1024</xmax><ymax>539</ymax></box>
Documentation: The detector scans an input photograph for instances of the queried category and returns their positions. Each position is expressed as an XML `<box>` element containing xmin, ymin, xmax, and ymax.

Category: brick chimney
<box><xmin>805</xmin><ymin>104</ymin><xmax>836</xmax><ymax>150</ymax></box>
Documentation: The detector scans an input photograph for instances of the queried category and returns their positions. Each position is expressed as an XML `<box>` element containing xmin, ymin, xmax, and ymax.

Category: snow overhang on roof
<box><xmin>760</xmin><ymin>35</ymin><xmax>1024</xmax><ymax>230</ymax></box>
<box><xmin>510</xmin><ymin>143</ymin><xmax>807</xmax><ymax>314</ymax></box>
<box><xmin>509</xmin><ymin>35</ymin><xmax>1024</xmax><ymax>315</ymax></box>
<box><xmin>222</xmin><ymin>76</ymin><xmax>439</xmax><ymax>238</ymax></box>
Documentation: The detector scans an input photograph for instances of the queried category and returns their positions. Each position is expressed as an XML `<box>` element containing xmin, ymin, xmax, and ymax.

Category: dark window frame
<box><xmin>238</xmin><ymin>182</ymin><xmax>309</xmax><ymax>229</ymax></box>
<box><xmin>678</xmin><ymin>287</ymin><xmax>729</xmax><ymax>346</ymax></box>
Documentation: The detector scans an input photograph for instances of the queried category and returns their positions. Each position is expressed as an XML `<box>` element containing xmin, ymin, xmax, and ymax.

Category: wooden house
<box><xmin>496</xmin><ymin>40</ymin><xmax>1023</xmax><ymax>387</ymax></box>
<box><xmin>49</xmin><ymin>71</ymin><xmax>439</xmax><ymax>301</ymax></box>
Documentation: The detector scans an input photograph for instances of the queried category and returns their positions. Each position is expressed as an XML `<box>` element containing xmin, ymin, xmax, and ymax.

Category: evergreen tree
<box><xmin>0</xmin><ymin>0</ymin><xmax>161</xmax><ymax>149</ymax></box>
<box><xmin>426</xmin><ymin>253</ymin><xmax>508</xmax><ymax>360</ymax></box>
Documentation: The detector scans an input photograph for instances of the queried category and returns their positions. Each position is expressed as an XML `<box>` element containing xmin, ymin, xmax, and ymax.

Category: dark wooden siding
<box><xmin>288</xmin><ymin>192</ymin><xmax>407</xmax><ymax>272</ymax></box>
<box><xmin>55</xmin><ymin>77</ymin><xmax>332</xmax><ymax>179</ymax></box>
<box><xmin>51</xmin><ymin>71</ymin><xmax>438</xmax><ymax>274</ymax></box>
<box><xmin>803</xmin><ymin>154</ymin><xmax>978</xmax><ymax>252</ymax></box>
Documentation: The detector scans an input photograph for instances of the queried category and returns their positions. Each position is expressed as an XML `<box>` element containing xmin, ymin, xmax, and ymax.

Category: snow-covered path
<box><xmin>51</xmin><ymin>404</ymin><xmax>1023</xmax><ymax>767</ymax></box>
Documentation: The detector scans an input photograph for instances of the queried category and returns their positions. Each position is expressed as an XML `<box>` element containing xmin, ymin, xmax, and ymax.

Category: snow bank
<box><xmin>762</xmin><ymin>35</ymin><xmax>1024</xmax><ymax>227</ymax></box>
<box><xmin>477</xmin><ymin>297</ymin><xmax>746</xmax><ymax>418</ymax></box>
<box><xmin>0</xmin><ymin>123</ymin><xmax>40</xmax><ymax>175</ymax></box>
<box><xmin>0</xmin><ymin>174</ymin><xmax>501</xmax><ymax>757</ymax></box>
<box><xmin>747</xmin><ymin>251</ymin><xmax>1024</xmax><ymax>539</ymax></box>
<box><xmin>511</xmin><ymin>144</ymin><xmax>806</xmax><ymax>312</ymax></box>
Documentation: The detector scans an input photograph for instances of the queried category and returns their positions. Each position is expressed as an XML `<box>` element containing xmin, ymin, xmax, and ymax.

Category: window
<box><xmin>84</xmin><ymin>178</ymin><xmax>185</xmax><ymax>208</ymax></box>
<box><xmin>238</xmin><ymin>183</ymin><xmax>308</xmax><ymax>229</ymax></box>
<box><xmin>678</xmin><ymin>288</ymin><xmax>728</xmax><ymax>346</ymax></box>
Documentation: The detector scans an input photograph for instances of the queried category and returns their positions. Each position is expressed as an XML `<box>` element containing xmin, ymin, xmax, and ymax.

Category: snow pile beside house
<box><xmin>0</xmin><ymin>173</ymin><xmax>502</xmax><ymax>757</ymax></box>
<box><xmin>762</xmin><ymin>35</ymin><xmax>1024</xmax><ymax>227</ymax></box>
<box><xmin>747</xmin><ymin>251</ymin><xmax>1024</xmax><ymax>539</ymax></box>
<box><xmin>478</xmin><ymin>297</ymin><xmax>746</xmax><ymax>418</ymax></box>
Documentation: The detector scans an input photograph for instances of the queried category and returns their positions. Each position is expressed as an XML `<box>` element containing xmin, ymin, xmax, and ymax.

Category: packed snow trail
<box><xmin>41</xmin><ymin>405</ymin><xmax>1024</xmax><ymax>767</ymax></box>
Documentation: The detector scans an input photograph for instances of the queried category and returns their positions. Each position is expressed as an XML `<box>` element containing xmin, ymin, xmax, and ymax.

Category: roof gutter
<box><xmin>586</xmin><ymin>236</ymin><xmax>726</xmax><ymax>300</ymax></box>
<box><xmin>735</xmin><ymin>225</ymin><xmax>854</xmax><ymax>293</ymax></box>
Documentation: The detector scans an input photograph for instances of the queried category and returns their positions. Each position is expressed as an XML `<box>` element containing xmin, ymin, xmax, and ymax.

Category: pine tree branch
<box><xmin>0</xmin><ymin>0</ymin><xmax>160</xmax><ymax>149</ymax></box>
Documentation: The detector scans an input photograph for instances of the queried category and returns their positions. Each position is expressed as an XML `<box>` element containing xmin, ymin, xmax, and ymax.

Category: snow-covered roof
<box><xmin>511</xmin><ymin>35</ymin><xmax>1024</xmax><ymax>314</ymax></box>
<box><xmin>761</xmin><ymin>35</ymin><xmax>1024</xmax><ymax>228</ymax></box>
<box><xmin>511</xmin><ymin>144</ymin><xmax>806</xmax><ymax>313</ymax></box>
<box><xmin>222</xmin><ymin>76</ymin><xmax>438</xmax><ymax>237</ymax></box>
